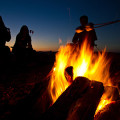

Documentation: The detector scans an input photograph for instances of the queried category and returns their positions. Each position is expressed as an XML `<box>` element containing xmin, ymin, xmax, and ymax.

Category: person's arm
<box><xmin>85</xmin><ymin>23</ymin><xmax>94</xmax><ymax>32</ymax></box>
<box><xmin>72</xmin><ymin>26</ymin><xmax>83</xmax><ymax>44</ymax></box>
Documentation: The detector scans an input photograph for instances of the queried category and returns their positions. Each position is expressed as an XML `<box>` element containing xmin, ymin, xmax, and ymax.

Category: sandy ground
<box><xmin>0</xmin><ymin>51</ymin><xmax>120</xmax><ymax>120</ymax></box>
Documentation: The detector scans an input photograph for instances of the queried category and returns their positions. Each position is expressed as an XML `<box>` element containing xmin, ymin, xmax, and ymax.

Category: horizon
<box><xmin>1</xmin><ymin>0</ymin><xmax>120</xmax><ymax>52</ymax></box>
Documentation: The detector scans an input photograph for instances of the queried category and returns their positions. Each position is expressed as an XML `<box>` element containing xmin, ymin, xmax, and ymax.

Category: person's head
<box><xmin>20</xmin><ymin>25</ymin><xmax>29</xmax><ymax>35</ymax></box>
<box><xmin>80</xmin><ymin>15</ymin><xmax>88</xmax><ymax>26</ymax></box>
<box><xmin>0</xmin><ymin>16</ymin><xmax>5</xmax><ymax>28</ymax></box>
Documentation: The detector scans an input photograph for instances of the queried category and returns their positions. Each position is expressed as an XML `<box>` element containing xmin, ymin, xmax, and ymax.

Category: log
<box><xmin>42</xmin><ymin>77</ymin><xmax>104</xmax><ymax>120</ymax></box>
<box><xmin>94</xmin><ymin>100</ymin><xmax>120</xmax><ymax>120</ymax></box>
<box><xmin>67</xmin><ymin>80</ymin><xmax>104</xmax><ymax>120</ymax></box>
<box><xmin>64</xmin><ymin>66</ymin><xmax>73</xmax><ymax>83</ymax></box>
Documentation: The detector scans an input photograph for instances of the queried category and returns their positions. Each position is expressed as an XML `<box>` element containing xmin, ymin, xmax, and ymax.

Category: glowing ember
<box><xmin>48</xmin><ymin>39</ymin><xmax>112</xmax><ymax>113</ymax></box>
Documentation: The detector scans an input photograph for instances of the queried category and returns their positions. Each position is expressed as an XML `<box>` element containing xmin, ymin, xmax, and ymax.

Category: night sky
<box><xmin>1</xmin><ymin>0</ymin><xmax>120</xmax><ymax>52</ymax></box>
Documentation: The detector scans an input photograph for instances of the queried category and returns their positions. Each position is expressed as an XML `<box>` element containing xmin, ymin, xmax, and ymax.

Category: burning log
<box><xmin>94</xmin><ymin>85</ymin><xmax>119</xmax><ymax>116</ymax></box>
<box><xmin>64</xmin><ymin>66</ymin><xmax>73</xmax><ymax>83</ymax></box>
<box><xmin>94</xmin><ymin>100</ymin><xmax>120</xmax><ymax>120</ymax></box>
<box><xmin>42</xmin><ymin>77</ymin><xmax>104</xmax><ymax>120</ymax></box>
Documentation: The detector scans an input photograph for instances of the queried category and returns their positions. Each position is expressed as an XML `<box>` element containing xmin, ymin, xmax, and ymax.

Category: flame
<box><xmin>95</xmin><ymin>85</ymin><xmax>116</xmax><ymax>115</ymax></box>
<box><xmin>95</xmin><ymin>97</ymin><xmax>112</xmax><ymax>115</ymax></box>
<box><xmin>48</xmin><ymin>39</ymin><xmax>112</xmax><ymax>113</ymax></box>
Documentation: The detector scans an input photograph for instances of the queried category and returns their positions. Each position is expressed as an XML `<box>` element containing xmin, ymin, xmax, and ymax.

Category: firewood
<box><xmin>94</xmin><ymin>100</ymin><xmax>120</xmax><ymax>120</ymax></box>
<box><xmin>42</xmin><ymin>77</ymin><xmax>104</xmax><ymax>120</ymax></box>
<box><xmin>66</xmin><ymin>79</ymin><xmax>104</xmax><ymax>120</ymax></box>
<box><xmin>64</xmin><ymin>66</ymin><xmax>73</xmax><ymax>83</ymax></box>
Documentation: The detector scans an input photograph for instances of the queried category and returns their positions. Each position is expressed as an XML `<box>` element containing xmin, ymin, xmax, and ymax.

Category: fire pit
<box><xmin>45</xmin><ymin>39</ymin><xmax>120</xmax><ymax>120</ymax></box>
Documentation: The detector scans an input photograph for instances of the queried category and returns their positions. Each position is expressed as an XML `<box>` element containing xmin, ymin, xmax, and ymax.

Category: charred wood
<box><xmin>64</xmin><ymin>66</ymin><xmax>73</xmax><ymax>83</ymax></box>
<box><xmin>42</xmin><ymin>77</ymin><xmax>104</xmax><ymax>120</ymax></box>
<box><xmin>94</xmin><ymin>100</ymin><xmax>120</xmax><ymax>120</ymax></box>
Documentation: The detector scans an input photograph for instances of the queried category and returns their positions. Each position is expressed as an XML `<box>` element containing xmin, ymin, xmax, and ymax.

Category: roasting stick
<box><xmin>94</xmin><ymin>20</ymin><xmax>120</xmax><ymax>28</ymax></box>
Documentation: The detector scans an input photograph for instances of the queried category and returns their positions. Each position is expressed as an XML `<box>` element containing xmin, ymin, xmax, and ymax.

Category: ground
<box><xmin>0</xmin><ymin>51</ymin><xmax>120</xmax><ymax>120</ymax></box>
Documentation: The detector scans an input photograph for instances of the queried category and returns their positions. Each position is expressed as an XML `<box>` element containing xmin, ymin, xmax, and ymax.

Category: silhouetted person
<box><xmin>72</xmin><ymin>15</ymin><xmax>97</xmax><ymax>51</ymax></box>
<box><xmin>0</xmin><ymin>16</ymin><xmax>11</xmax><ymax>56</ymax></box>
<box><xmin>12</xmin><ymin>25</ymin><xmax>33</xmax><ymax>62</ymax></box>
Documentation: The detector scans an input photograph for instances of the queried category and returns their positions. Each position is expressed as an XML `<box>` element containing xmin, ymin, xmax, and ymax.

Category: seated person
<box><xmin>12</xmin><ymin>25</ymin><xmax>33</xmax><ymax>56</ymax></box>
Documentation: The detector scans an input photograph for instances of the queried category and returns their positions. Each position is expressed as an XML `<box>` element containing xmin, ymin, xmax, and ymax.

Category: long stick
<box><xmin>94</xmin><ymin>20</ymin><xmax>120</xmax><ymax>28</ymax></box>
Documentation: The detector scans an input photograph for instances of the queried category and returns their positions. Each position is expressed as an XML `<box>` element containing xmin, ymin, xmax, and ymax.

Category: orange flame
<box><xmin>95</xmin><ymin>85</ymin><xmax>116</xmax><ymax>115</ymax></box>
<box><xmin>95</xmin><ymin>96</ymin><xmax>112</xmax><ymax>115</ymax></box>
<box><xmin>48</xmin><ymin>39</ymin><xmax>112</xmax><ymax>112</ymax></box>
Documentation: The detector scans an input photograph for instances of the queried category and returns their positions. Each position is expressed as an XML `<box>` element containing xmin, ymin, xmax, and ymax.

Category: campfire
<box><xmin>46</xmin><ymin>39</ymin><xmax>120</xmax><ymax>120</ymax></box>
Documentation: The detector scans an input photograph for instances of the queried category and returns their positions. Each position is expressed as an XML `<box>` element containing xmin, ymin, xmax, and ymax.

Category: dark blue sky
<box><xmin>1</xmin><ymin>0</ymin><xmax>120</xmax><ymax>52</ymax></box>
